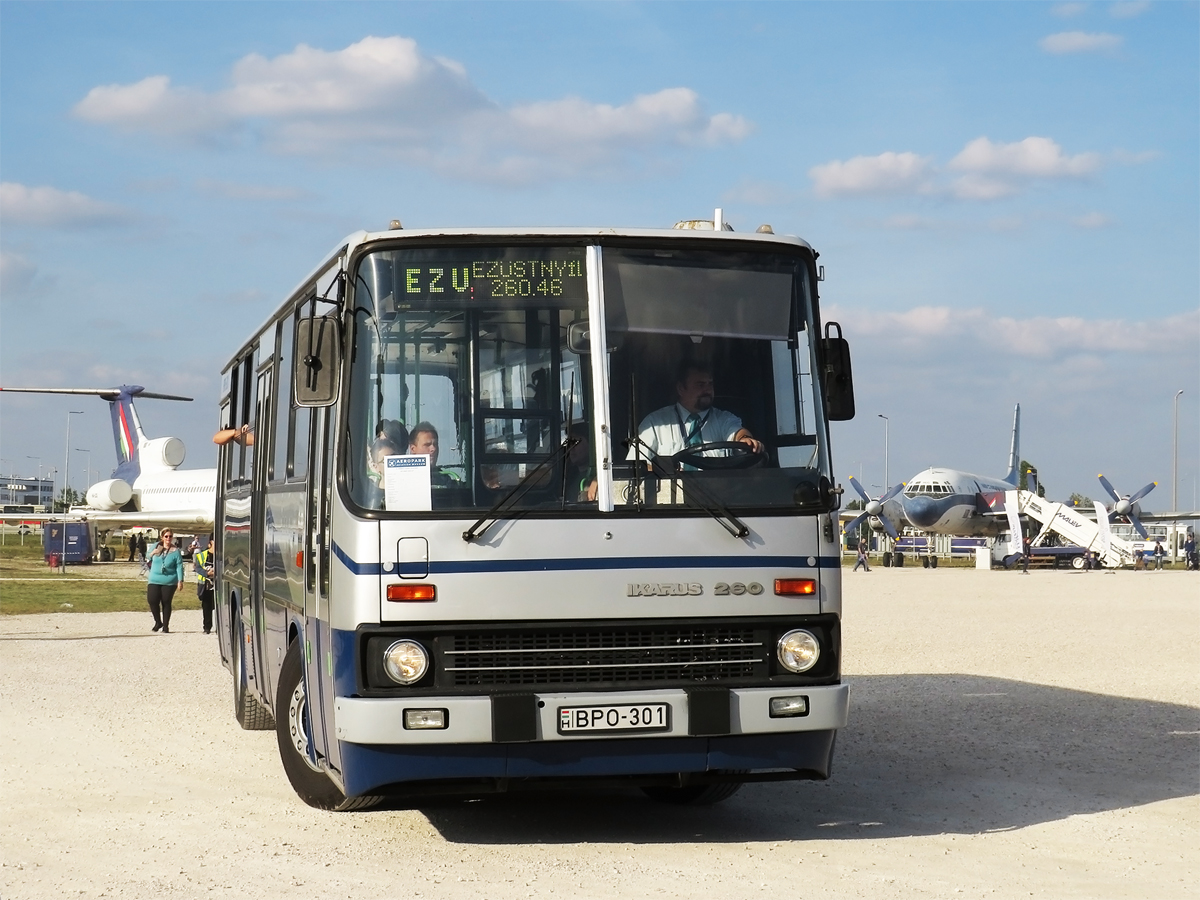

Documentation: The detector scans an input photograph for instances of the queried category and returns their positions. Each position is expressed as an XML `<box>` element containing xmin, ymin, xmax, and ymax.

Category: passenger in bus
<box><xmin>375</xmin><ymin>418</ymin><xmax>409</xmax><ymax>451</ymax></box>
<box><xmin>213</xmin><ymin>423</ymin><xmax>254</xmax><ymax>446</ymax></box>
<box><xmin>631</xmin><ymin>361</ymin><xmax>764</xmax><ymax>464</ymax></box>
<box><xmin>408</xmin><ymin>423</ymin><xmax>460</xmax><ymax>487</ymax></box>
<box><xmin>366</xmin><ymin>437</ymin><xmax>402</xmax><ymax>509</ymax></box>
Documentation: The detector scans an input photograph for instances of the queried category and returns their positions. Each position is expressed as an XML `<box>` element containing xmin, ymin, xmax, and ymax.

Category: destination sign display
<box><xmin>359</xmin><ymin>247</ymin><xmax>589</xmax><ymax>310</ymax></box>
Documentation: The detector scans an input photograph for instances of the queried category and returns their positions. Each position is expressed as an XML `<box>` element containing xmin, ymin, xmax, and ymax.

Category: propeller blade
<box><xmin>880</xmin><ymin>482</ymin><xmax>906</xmax><ymax>503</ymax></box>
<box><xmin>843</xmin><ymin>513</ymin><xmax>868</xmax><ymax>534</ymax></box>
<box><xmin>879</xmin><ymin>515</ymin><xmax>899</xmax><ymax>541</ymax></box>
<box><xmin>1128</xmin><ymin>481</ymin><xmax>1157</xmax><ymax>504</ymax></box>
<box><xmin>1097</xmin><ymin>474</ymin><xmax>1121</xmax><ymax>504</ymax></box>
<box><xmin>847</xmin><ymin>475</ymin><xmax>871</xmax><ymax>503</ymax></box>
<box><xmin>1127</xmin><ymin>513</ymin><xmax>1149</xmax><ymax>540</ymax></box>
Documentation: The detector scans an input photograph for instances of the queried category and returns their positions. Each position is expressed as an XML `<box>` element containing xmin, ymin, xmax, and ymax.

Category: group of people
<box><xmin>141</xmin><ymin>530</ymin><xmax>216</xmax><ymax>635</ymax></box>
<box><xmin>125</xmin><ymin>532</ymin><xmax>147</xmax><ymax>562</ymax></box>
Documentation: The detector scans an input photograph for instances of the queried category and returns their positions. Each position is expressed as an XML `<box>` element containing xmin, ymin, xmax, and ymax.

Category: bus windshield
<box><xmin>343</xmin><ymin>242</ymin><xmax>828</xmax><ymax>516</ymax></box>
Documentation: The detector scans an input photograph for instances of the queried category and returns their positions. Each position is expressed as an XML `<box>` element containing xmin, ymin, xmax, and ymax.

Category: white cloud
<box><xmin>72</xmin><ymin>35</ymin><xmax>749</xmax><ymax>184</ymax></box>
<box><xmin>949</xmin><ymin>137</ymin><xmax>1102</xmax><ymax>178</ymax></box>
<box><xmin>1051</xmin><ymin>3</ymin><xmax>1089</xmax><ymax>17</ymax></box>
<box><xmin>814</xmin><ymin>137</ymin><xmax>1104</xmax><ymax>202</ymax></box>
<box><xmin>0</xmin><ymin>250</ymin><xmax>37</xmax><ymax>294</ymax></box>
<box><xmin>826</xmin><ymin>304</ymin><xmax>1197</xmax><ymax>361</ymax></box>
<box><xmin>1072</xmin><ymin>211</ymin><xmax>1114</xmax><ymax>228</ymax></box>
<box><xmin>194</xmin><ymin>179</ymin><xmax>307</xmax><ymax>201</ymax></box>
<box><xmin>0</xmin><ymin>183</ymin><xmax>137</xmax><ymax>228</ymax></box>
<box><xmin>1110</xmin><ymin>1</ymin><xmax>1150</xmax><ymax>18</ymax></box>
<box><xmin>809</xmin><ymin>152</ymin><xmax>933</xmax><ymax>198</ymax></box>
<box><xmin>1040</xmin><ymin>31</ymin><xmax>1123</xmax><ymax>54</ymax></box>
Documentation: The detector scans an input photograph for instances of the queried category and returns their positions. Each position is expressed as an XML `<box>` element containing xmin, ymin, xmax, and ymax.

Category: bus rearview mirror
<box><xmin>295</xmin><ymin>316</ymin><xmax>342</xmax><ymax>407</ymax></box>
<box><xmin>820</xmin><ymin>322</ymin><xmax>855</xmax><ymax>422</ymax></box>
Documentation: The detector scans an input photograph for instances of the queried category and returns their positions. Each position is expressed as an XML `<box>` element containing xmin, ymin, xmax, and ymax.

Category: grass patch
<box><xmin>0</xmin><ymin>580</ymin><xmax>202</xmax><ymax>615</ymax></box>
<box><xmin>1</xmin><ymin>536</ymin><xmax>199</xmax><ymax>614</ymax></box>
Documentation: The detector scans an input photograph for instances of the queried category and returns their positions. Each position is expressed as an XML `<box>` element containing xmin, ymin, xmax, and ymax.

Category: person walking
<box><xmin>146</xmin><ymin>529</ymin><xmax>184</xmax><ymax>634</ymax></box>
<box><xmin>136</xmin><ymin>533</ymin><xmax>147</xmax><ymax>562</ymax></box>
<box><xmin>1152</xmin><ymin>540</ymin><xmax>1165</xmax><ymax>570</ymax></box>
<box><xmin>1021</xmin><ymin>535</ymin><xmax>1032</xmax><ymax>574</ymax></box>
<box><xmin>127</xmin><ymin>533</ymin><xmax>137</xmax><ymax>562</ymax></box>
<box><xmin>853</xmin><ymin>544</ymin><xmax>870</xmax><ymax>572</ymax></box>
<box><xmin>194</xmin><ymin>535</ymin><xmax>215</xmax><ymax>634</ymax></box>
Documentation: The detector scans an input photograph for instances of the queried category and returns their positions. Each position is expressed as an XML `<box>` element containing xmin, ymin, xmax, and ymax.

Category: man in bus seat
<box><xmin>408</xmin><ymin>422</ymin><xmax>461</xmax><ymax>488</ymax></box>
<box><xmin>630</xmin><ymin>360</ymin><xmax>764</xmax><ymax>467</ymax></box>
<box><xmin>365</xmin><ymin>436</ymin><xmax>402</xmax><ymax>509</ymax></box>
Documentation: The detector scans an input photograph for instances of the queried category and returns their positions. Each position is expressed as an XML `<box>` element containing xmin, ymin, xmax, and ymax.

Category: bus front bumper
<box><xmin>334</xmin><ymin>683</ymin><xmax>848</xmax><ymax>745</ymax></box>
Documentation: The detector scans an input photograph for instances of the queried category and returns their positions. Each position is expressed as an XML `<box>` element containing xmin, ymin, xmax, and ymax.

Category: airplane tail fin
<box><xmin>0</xmin><ymin>384</ymin><xmax>191</xmax><ymax>482</ymax></box>
<box><xmin>1003</xmin><ymin>403</ymin><xmax>1020</xmax><ymax>486</ymax></box>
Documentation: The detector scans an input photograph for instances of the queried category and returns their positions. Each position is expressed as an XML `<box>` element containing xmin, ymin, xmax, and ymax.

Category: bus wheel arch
<box><xmin>275</xmin><ymin>642</ymin><xmax>381</xmax><ymax>811</ymax></box>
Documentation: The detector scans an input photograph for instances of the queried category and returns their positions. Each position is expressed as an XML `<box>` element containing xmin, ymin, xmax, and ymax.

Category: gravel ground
<box><xmin>2</xmin><ymin>568</ymin><xmax>1196</xmax><ymax>899</ymax></box>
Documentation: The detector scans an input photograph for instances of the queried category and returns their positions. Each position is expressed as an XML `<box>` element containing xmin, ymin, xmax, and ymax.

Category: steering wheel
<box><xmin>671</xmin><ymin>441</ymin><xmax>766</xmax><ymax>471</ymax></box>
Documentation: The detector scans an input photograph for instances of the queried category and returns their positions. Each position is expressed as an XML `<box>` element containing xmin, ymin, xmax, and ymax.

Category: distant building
<box><xmin>1</xmin><ymin>476</ymin><xmax>54</xmax><ymax>511</ymax></box>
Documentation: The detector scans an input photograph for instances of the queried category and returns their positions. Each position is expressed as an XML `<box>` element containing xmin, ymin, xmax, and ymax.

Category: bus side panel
<box><xmin>261</xmin><ymin>485</ymin><xmax>304</xmax><ymax>713</ymax></box>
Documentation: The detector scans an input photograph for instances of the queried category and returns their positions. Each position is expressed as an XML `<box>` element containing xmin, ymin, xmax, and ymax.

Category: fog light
<box><xmin>403</xmin><ymin>708</ymin><xmax>448</xmax><ymax>730</ymax></box>
<box><xmin>777</xmin><ymin>629</ymin><xmax>820</xmax><ymax>673</ymax></box>
<box><xmin>769</xmin><ymin>695</ymin><xmax>809</xmax><ymax>718</ymax></box>
<box><xmin>383</xmin><ymin>640</ymin><xmax>429</xmax><ymax>684</ymax></box>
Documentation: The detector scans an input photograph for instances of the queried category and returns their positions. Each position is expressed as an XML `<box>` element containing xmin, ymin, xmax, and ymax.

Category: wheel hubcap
<box><xmin>288</xmin><ymin>676</ymin><xmax>322</xmax><ymax>772</ymax></box>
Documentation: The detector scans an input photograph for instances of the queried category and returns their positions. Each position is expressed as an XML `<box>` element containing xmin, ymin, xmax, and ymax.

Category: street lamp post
<box><xmin>75</xmin><ymin>449</ymin><xmax>91</xmax><ymax>491</ymax></box>
<box><xmin>877</xmin><ymin>414</ymin><xmax>890</xmax><ymax>489</ymax></box>
<box><xmin>62</xmin><ymin>411</ymin><xmax>84</xmax><ymax>571</ymax></box>
<box><xmin>1172</xmin><ymin>389</ymin><xmax>1183</xmax><ymax>560</ymax></box>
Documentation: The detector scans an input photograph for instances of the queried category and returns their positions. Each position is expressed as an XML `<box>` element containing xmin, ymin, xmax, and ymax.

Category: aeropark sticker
<box><xmin>627</xmin><ymin>583</ymin><xmax>702</xmax><ymax>597</ymax></box>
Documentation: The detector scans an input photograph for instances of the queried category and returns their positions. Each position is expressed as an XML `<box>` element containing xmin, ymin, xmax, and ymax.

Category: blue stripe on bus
<box><xmin>331</xmin><ymin>541</ymin><xmax>839</xmax><ymax>577</ymax></box>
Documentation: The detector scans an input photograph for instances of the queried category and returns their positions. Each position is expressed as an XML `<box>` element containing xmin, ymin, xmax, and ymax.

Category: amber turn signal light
<box><xmin>295</xmin><ymin>551</ymin><xmax>303</xmax><ymax>568</ymax></box>
<box><xmin>387</xmin><ymin>583</ymin><xmax>436</xmax><ymax>602</ymax></box>
<box><xmin>774</xmin><ymin>578</ymin><xmax>816</xmax><ymax>596</ymax></box>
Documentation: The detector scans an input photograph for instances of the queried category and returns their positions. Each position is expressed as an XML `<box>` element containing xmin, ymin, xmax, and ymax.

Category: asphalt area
<box><xmin>1</xmin><ymin>568</ymin><xmax>1196</xmax><ymax>899</ymax></box>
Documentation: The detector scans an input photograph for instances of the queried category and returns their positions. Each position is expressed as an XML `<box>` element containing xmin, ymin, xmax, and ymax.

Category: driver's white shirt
<box><xmin>629</xmin><ymin>403</ymin><xmax>744</xmax><ymax>460</ymax></box>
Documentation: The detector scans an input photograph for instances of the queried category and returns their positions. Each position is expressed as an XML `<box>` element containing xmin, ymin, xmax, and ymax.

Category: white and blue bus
<box><xmin>215</xmin><ymin>217</ymin><xmax>856</xmax><ymax>809</ymax></box>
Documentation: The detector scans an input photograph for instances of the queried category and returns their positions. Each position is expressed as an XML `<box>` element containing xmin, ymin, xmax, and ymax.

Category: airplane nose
<box><xmin>905</xmin><ymin>496</ymin><xmax>941</xmax><ymax>528</ymax></box>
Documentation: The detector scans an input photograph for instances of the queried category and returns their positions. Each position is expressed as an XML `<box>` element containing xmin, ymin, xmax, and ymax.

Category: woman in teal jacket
<box><xmin>146</xmin><ymin>529</ymin><xmax>184</xmax><ymax>633</ymax></box>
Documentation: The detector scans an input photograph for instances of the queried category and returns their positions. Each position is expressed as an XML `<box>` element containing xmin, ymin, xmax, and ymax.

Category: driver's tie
<box><xmin>683</xmin><ymin>413</ymin><xmax>702</xmax><ymax>471</ymax></box>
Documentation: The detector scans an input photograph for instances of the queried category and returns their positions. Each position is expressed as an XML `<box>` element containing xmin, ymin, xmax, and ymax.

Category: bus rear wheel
<box><xmin>275</xmin><ymin>643</ymin><xmax>380</xmax><ymax>811</ymax></box>
<box><xmin>232</xmin><ymin>614</ymin><xmax>273</xmax><ymax>731</ymax></box>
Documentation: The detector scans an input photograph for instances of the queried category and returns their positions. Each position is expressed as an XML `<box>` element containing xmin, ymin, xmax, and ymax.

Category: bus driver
<box><xmin>631</xmin><ymin>361</ymin><xmax>764</xmax><ymax>464</ymax></box>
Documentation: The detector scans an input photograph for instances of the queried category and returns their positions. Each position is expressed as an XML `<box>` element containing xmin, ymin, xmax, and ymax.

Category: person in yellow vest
<box><xmin>194</xmin><ymin>535</ymin><xmax>216</xmax><ymax>635</ymax></box>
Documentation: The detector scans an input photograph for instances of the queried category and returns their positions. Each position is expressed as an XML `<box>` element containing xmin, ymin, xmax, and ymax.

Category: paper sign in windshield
<box><xmin>384</xmin><ymin>455</ymin><xmax>432</xmax><ymax>511</ymax></box>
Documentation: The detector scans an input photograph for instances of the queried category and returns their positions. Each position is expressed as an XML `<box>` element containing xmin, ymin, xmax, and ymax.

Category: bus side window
<box><xmin>219</xmin><ymin>400</ymin><xmax>233</xmax><ymax>489</ymax></box>
<box><xmin>273</xmin><ymin>318</ymin><xmax>292</xmax><ymax>483</ymax></box>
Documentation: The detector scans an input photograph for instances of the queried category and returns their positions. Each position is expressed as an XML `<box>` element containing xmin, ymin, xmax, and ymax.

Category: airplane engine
<box><xmin>87</xmin><ymin>479</ymin><xmax>133</xmax><ymax>511</ymax></box>
<box><xmin>143</xmin><ymin>436</ymin><xmax>186</xmax><ymax>469</ymax></box>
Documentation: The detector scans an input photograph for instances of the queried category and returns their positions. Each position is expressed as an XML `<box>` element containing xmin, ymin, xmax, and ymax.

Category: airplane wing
<box><xmin>1</xmin><ymin>509</ymin><xmax>213</xmax><ymax>531</ymax></box>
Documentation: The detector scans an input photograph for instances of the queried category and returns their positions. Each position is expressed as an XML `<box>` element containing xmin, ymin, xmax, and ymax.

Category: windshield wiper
<box><xmin>622</xmin><ymin>436</ymin><xmax>750</xmax><ymax>539</ymax></box>
<box><xmin>462</xmin><ymin>436</ymin><xmax>580</xmax><ymax>543</ymax></box>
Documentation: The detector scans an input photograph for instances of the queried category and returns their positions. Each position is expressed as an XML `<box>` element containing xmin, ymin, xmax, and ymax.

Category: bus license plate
<box><xmin>558</xmin><ymin>703</ymin><xmax>670</xmax><ymax>734</ymax></box>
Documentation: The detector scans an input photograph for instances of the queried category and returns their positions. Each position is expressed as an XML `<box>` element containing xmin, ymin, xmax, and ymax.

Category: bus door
<box><xmin>303</xmin><ymin>406</ymin><xmax>339</xmax><ymax>773</ymax></box>
<box><xmin>250</xmin><ymin>364</ymin><xmax>274</xmax><ymax>701</ymax></box>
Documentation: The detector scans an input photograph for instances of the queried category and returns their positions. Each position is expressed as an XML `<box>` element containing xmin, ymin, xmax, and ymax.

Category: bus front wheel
<box><xmin>275</xmin><ymin>643</ymin><xmax>380</xmax><ymax>811</ymax></box>
<box><xmin>642</xmin><ymin>776</ymin><xmax>744</xmax><ymax>805</ymax></box>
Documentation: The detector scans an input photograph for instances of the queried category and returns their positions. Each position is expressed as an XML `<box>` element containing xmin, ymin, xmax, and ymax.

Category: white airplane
<box><xmin>844</xmin><ymin>404</ymin><xmax>1024</xmax><ymax>539</ymax></box>
<box><xmin>843</xmin><ymin>404</ymin><xmax>1197</xmax><ymax>540</ymax></box>
<box><xmin>0</xmin><ymin>385</ymin><xmax>216</xmax><ymax>532</ymax></box>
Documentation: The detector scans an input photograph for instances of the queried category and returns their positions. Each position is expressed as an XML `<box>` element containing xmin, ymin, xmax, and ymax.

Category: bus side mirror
<box><xmin>820</xmin><ymin>321</ymin><xmax>855</xmax><ymax>421</ymax></box>
<box><xmin>295</xmin><ymin>316</ymin><xmax>342</xmax><ymax>407</ymax></box>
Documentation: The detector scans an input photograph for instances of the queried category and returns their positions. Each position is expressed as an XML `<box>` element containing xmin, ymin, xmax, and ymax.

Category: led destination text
<box><xmin>401</xmin><ymin>258</ymin><xmax>586</xmax><ymax>301</ymax></box>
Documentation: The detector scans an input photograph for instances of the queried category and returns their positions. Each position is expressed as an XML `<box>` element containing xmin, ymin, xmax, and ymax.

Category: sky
<box><xmin>1</xmin><ymin>1</ymin><xmax>1197</xmax><ymax>510</ymax></box>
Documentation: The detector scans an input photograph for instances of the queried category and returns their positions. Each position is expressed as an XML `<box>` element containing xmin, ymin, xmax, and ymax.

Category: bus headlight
<box><xmin>383</xmin><ymin>640</ymin><xmax>429</xmax><ymax>685</ymax></box>
<box><xmin>777</xmin><ymin>630</ymin><xmax>820</xmax><ymax>673</ymax></box>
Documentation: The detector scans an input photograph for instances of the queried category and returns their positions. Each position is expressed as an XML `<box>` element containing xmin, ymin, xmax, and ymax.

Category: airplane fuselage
<box><xmin>881</xmin><ymin>466</ymin><xmax>1014</xmax><ymax>538</ymax></box>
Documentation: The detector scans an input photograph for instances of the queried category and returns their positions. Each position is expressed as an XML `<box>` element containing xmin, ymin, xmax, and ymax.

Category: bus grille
<box><xmin>439</xmin><ymin>626</ymin><xmax>766</xmax><ymax>687</ymax></box>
